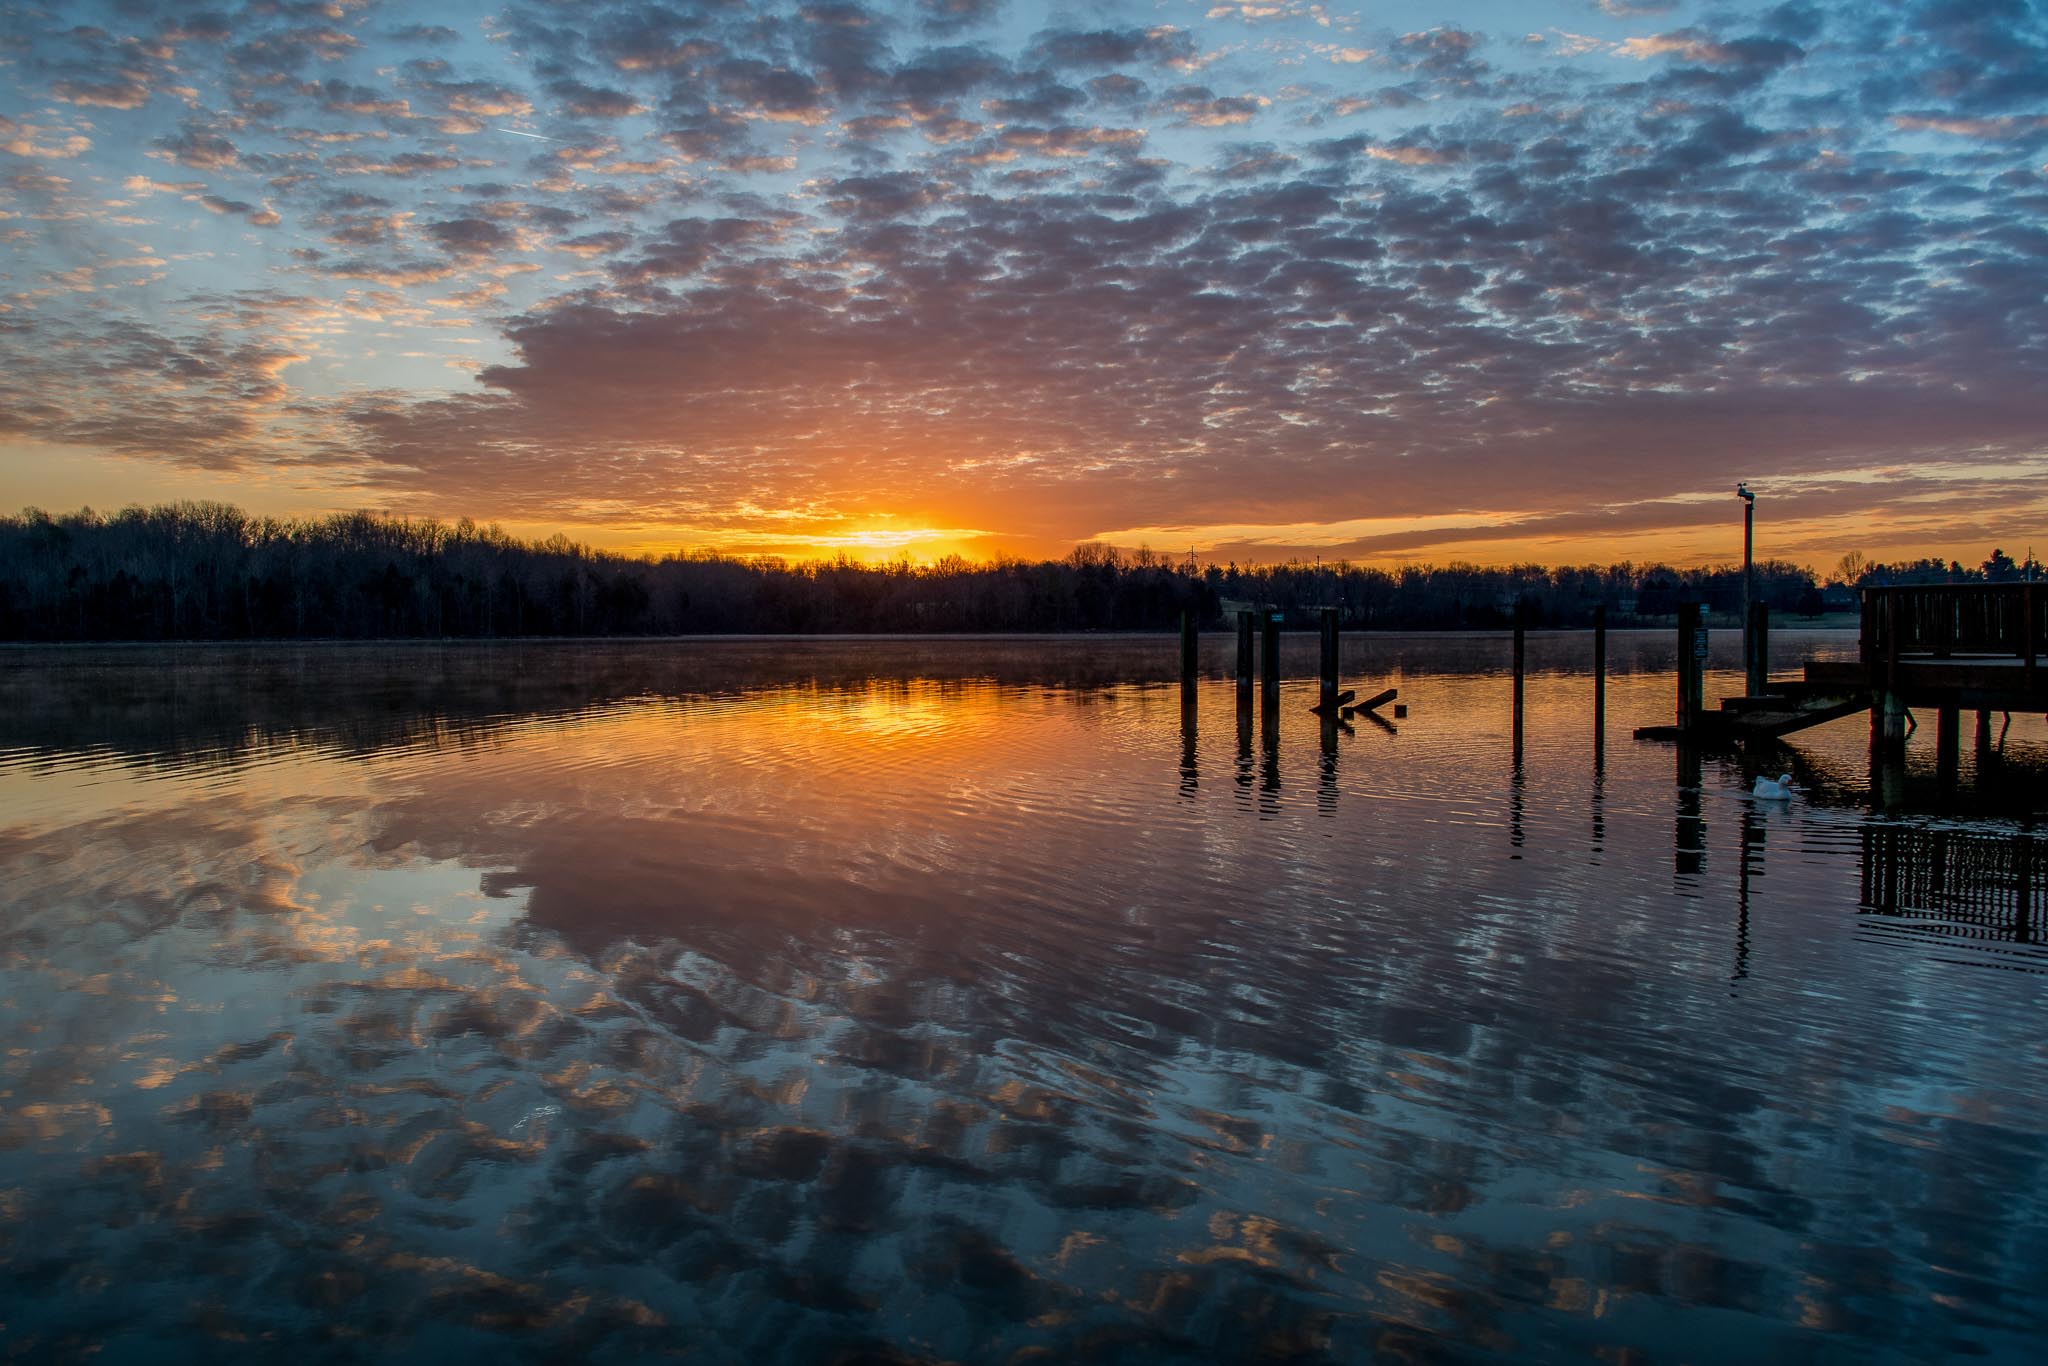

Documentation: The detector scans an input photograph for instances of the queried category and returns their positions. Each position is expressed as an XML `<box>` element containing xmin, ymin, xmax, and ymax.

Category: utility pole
<box><xmin>1738</xmin><ymin>483</ymin><xmax>1756</xmax><ymax>691</ymax></box>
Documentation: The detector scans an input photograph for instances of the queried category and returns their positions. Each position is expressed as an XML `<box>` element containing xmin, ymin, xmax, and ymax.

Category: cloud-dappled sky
<box><xmin>2</xmin><ymin>0</ymin><xmax>2045</xmax><ymax>565</ymax></box>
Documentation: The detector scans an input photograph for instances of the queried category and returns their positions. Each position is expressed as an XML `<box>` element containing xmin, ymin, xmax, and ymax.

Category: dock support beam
<box><xmin>1319</xmin><ymin>607</ymin><xmax>1340</xmax><ymax>712</ymax></box>
<box><xmin>1180</xmin><ymin>608</ymin><xmax>1199</xmax><ymax>687</ymax></box>
<box><xmin>1235</xmin><ymin>610</ymin><xmax>1254</xmax><ymax>689</ymax></box>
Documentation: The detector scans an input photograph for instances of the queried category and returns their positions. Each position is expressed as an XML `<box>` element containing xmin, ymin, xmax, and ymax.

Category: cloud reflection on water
<box><xmin>1</xmin><ymin>636</ymin><xmax>2045</xmax><ymax>1362</ymax></box>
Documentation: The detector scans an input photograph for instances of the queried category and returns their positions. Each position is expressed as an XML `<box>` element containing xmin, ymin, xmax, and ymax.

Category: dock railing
<box><xmin>1860</xmin><ymin>584</ymin><xmax>2043</xmax><ymax>689</ymax></box>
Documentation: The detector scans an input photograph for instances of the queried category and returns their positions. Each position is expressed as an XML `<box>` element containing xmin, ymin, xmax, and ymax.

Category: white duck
<box><xmin>1753</xmin><ymin>772</ymin><xmax>1795</xmax><ymax>800</ymax></box>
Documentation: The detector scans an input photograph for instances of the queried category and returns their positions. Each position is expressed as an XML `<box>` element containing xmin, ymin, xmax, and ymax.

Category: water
<box><xmin>1</xmin><ymin>633</ymin><xmax>2044</xmax><ymax>1363</ymax></box>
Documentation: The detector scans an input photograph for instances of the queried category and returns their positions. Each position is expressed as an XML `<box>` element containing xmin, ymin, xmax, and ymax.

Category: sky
<box><xmin>1</xmin><ymin>0</ymin><xmax>2045</xmax><ymax>568</ymax></box>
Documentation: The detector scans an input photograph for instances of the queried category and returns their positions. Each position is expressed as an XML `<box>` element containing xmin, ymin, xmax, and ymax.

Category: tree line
<box><xmin>0</xmin><ymin>501</ymin><xmax>2016</xmax><ymax>643</ymax></box>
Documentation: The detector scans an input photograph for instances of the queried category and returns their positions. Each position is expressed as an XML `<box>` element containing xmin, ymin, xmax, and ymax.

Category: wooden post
<box><xmin>1319</xmin><ymin>607</ymin><xmax>1339</xmax><ymax>712</ymax></box>
<box><xmin>1261</xmin><ymin>610</ymin><xmax>1281</xmax><ymax>712</ymax></box>
<box><xmin>1236</xmin><ymin>609</ymin><xmax>1254</xmax><ymax>688</ymax></box>
<box><xmin>1879</xmin><ymin>591</ymin><xmax>1905</xmax><ymax>748</ymax></box>
<box><xmin>2024</xmin><ymin>584</ymin><xmax>2038</xmax><ymax>692</ymax></box>
<box><xmin>1180</xmin><ymin>608</ymin><xmax>1199</xmax><ymax>686</ymax></box>
<box><xmin>1936</xmin><ymin>707</ymin><xmax>1960</xmax><ymax>785</ymax></box>
<box><xmin>1975</xmin><ymin>709</ymin><xmax>1993</xmax><ymax>763</ymax></box>
<box><xmin>1593</xmin><ymin>604</ymin><xmax>1607</xmax><ymax>759</ymax></box>
<box><xmin>1677</xmin><ymin>602</ymin><xmax>1703</xmax><ymax>732</ymax></box>
<box><xmin>1747</xmin><ymin>600</ymin><xmax>1769</xmax><ymax>697</ymax></box>
<box><xmin>1512</xmin><ymin>600</ymin><xmax>1527</xmax><ymax>756</ymax></box>
<box><xmin>1880</xmin><ymin>691</ymin><xmax>1907</xmax><ymax>746</ymax></box>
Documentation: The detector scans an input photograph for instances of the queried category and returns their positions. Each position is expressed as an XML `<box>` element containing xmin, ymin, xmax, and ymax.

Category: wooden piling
<box><xmin>1975</xmin><ymin>708</ymin><xmax>1993</xmax><ymax>761</ymax></box>
<box><xmin>1236</xmin><ymin>610</ymin><xmax>1254</xmax><ymax>688</ymax></box>
<box><xmin>1747</xmin><ymin>601</ymin><xmax>1769</xmax><ymax>697</ymax></box>
<box><xmin>2025</xmin><ymin>584</ymin><xmax>2038</xmax><ymax>692</ymax></box>
<box><xmin>1512</xmin><ymin>600</ymin><xmax>1527</xmax><ymax>755</ymax></box>
<box><xmin>1319</xmin><ymin>607</ymin><xmax>1339</xmax><ymax>712</ymax></box>
<box><xmin>1180</xmin><ymin>608</ymin><xmax>1199</xmax><ymax>685</ymax></box>
<box><xmin>1593</xmin><ymin>604</ymin><xmax>1607</xmax><ymax>758</ymax></box>
<box><xmin>1260</xmin><ymin>610</ymin><xmax>1281</xmax><ymax>711</ymax></box>
<box><xmin>1676</xmin><ymin>602</ymin><xmax>1703</xmax><ymax>732</ymax></box>
<box><xmin>1936</xmin><ymin>706</ymin><xmax>1960</xmax><ymax>784</ymax></box>
<box><xmin>1880</xmin><ymin>690</ymin><xmax>1907</xmax><ymax>747</ymax></box>
<box><xmin>1880</xmin><ymin>591</ymin><xmax>1904</xmax><ymax>748</ymax></box>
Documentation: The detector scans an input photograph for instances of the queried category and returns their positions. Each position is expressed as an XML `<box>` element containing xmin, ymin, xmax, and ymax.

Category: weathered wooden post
<box><xmin>1260</xmin><ymin>609</ymin><xmax>1281</xmax><ymax>712</ymax></box>
<box><xmin>1747</xmin><ymin>600</ymin><xmax>1769</xmax><ymax>697</ymax></box>
<box><xmin>1936</xmin><ymin>706</ymin><xmax>1960</xmax><ymax>785</ymax></box>
<box><xmin>1179</xmin><ymin>608</ymin><xmax>1199</xmax><ymax>686</ymax></box>
<box><xmin>1677</xmin><ymin>602</ymin><xmax>1703</xmax><ymax>732</ymax></box>
<box><xmin>1880</xmin><ymin>589</ymin><xmax>1906</xmax><ymax>749</ymax></box>
<box><xmin>1236</xmin><ymin>610</ymin><xmax>1254</xmax><ymax>689</ymax></box>
<box><xmin>2024</xmin><ymin>583</ymin><xmax>2038</xmax><ymax>692</ymax></box>
<box><xmin>1512</xmin><ymin>599</ymin><xmax>1527</xmax><ymax>756</ymax></box>
<box><xmin>1319</xmin><ymin>607</ymin><xmax>1339</xmax><ymax>712</ymax></box>
<box><xmin>1976</xmin><ymin>709</ymin><xmax>1994</xmax><ymax>763</ymax></box>
<box><xmin>1593</xmin><ymin>604</ymin><xmax>1607</xmax><ymax>759</ymax></box>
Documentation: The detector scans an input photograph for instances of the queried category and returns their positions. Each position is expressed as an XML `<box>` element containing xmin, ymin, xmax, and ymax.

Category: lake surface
<box><xmin>2</xmin><ymin>633</ymin><xmax>2044</xmax><ymax>1363</ymax></box>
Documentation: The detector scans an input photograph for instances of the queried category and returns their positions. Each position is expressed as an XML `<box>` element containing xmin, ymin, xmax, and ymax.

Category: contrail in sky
<box><xmin>494</xmin><ymin>127</ymin><xmax>557</xmax><ymax>141</ymax></box>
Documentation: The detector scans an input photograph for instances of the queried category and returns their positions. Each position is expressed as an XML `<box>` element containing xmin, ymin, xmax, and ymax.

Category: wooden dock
<box><xmin>1639</xmin><ymin>583</ymin><xmax>2047</xmax><ymax>744</ymax></box>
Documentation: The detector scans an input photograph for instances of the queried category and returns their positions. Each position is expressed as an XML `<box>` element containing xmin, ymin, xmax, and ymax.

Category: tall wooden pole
<box><xmin>1260</xmin><ymin>609</ymin><xmax>1281</xmax><ymax>713</ymax></box>
<box><xmin>1677</xmin><ymin>602</ymin><xmax>1703</xmax><ymax>732</ymax></box>
<box><xmin>1236</xmin><ymin>610</ymin><xmax>1254</xmax><ymax>689</ymax></box>
<box><xmin>1319</xmin><ymin>607</ymin><xmax>1339</xmax><ymax>712</ymax></box>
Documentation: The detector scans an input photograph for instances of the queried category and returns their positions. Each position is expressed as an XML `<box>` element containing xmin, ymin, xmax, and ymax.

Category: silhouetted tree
<box><xmin>0</xmin><ymin>501</ymin><xmax>1866</xmax><ymax>642</ymax></box>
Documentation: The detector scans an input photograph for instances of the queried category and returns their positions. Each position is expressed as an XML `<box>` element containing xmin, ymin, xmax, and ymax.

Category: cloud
<box><xmin>150</xmin><ymin>127</ymin><xmax>242</xmax><ymax>170</ymax></box>
<box><xmin>50</xmin><ymin>74</ymin><xmax>155</xmax><ymax>109</ymax></box>
<box><xmin>1893</xmin><ymin>114</ymin><xmax>2048</xmax><ymax>139</ymax></box>
<box><xmin>425</xmin><ymin>217</ymin><xmax>518</xmax><ymax>257</ymax></box>
<box><xmin>0</xmin><ymin>118</ymin><xmax>90</xmax><ymax>159</ymax></box>
<box><xmin>1615</xmin><ymin>29</ymin><xmax>1805</xmax><ymax>72</ymax></box>
<box><xmin>1027</xmin><ymin>27</ymin><xmax>1198</xmax><ymax>71</ymax></box>
<box><xmin>1159</xmin><ymin>86</ymin><xmax>1267</xmax><ymax>127</ymax></box>
<box><xmin>199</xmin><ymin>195</ymin><xmax>282</xmax><ymax>227</ymax></box>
